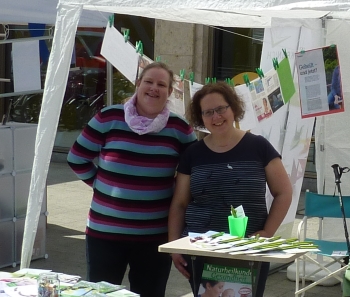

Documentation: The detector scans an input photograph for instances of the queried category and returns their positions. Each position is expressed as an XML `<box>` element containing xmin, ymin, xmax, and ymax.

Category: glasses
<box><xmin>201</xmin><ymin>105</ymin><xmax>230</xmax><ymax>117</ymax></box>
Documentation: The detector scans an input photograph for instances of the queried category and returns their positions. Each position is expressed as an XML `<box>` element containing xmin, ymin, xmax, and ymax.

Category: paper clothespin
<box><xmin>272</xmin><ymin>58</ymin><xmax>279</xmax><ymax>70</ymax></box>
<box><xmin>300</xmin><ymin>49</ymin><xmax>305</xmax><ymax>54</ymax></box>
<box><xmin>136</xmin><ymin>41</ymin><xmax>143</xmax><ymax>56</ymax></box>
<box><xmin>205</xmin><ymin>77</ymin><xmax>211</xmax><ymax>85</ymax></box>
<box><xmin>189</xmin><ymin>72</ymin><xmax>194</xmax><ymax>85</ymax></box>
<box><xmin>282</xmin><ymin>48</ymin><xmax>288</xmax><ymax>58</ymax></box>
<box><xmin>123</xmin><ymin>29</ymin><xmax>130</xmax><ymax>42</ymax></box>
<box><xmin>180</xmin><ymin>69</ymin><xmax>185</xmax><ymax>81</ymax></box>
<box><xmin>108</xmin><ymin>15</ymin><xmax>114</xmax><ymax>28</ymax></box>
<box><xmin>243</xmin><ymin>73</ymin><xmax>250</xmax><ymax>86</ymax></box>
<box><xmin>156</xmin><ymin>56</ymin><xmax>161</xmax><ymax>62</ymax></box>
<box><xmin>255</xmin><ymin>68</ymin><xmax>264</xmax><ymax>79</ymax></box>
<box><xmin>225</xmin><ymin>78</ymin><xmax>233</xmax><ymax>86</ymax></box>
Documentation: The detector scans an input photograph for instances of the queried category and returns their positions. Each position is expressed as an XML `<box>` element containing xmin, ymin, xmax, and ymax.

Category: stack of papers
<box><xmin>189</xmin><ymin>231</ymin><xmax>320</xmax><ymax>255</ymax></box>
<box><xmin>0</xmin><ymin>270</ymin><xmax>134</xmax><ymax>297</ymax></box>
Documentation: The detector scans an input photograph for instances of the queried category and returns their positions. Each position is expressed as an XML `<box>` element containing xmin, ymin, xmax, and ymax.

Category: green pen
<box><xmin>234</xmin><ymin>239</ymin><xmax>258</xmax><ymax>247</ymax></box>
<box><xmin>210</xmin><ymin>232</ymin><xmax>225</xmax><ymax>239</ymax></box>
<box><xmin>218</xmin><ymin>237</ymin><xmax>242</xmax><ymax>244</ymax></box>
<box><xmin>267</xmin><ymin>235</ymin><xmax>282</xmax><ymax>242</ymax></box>
<box><xmin>231</xmin><ymin>205</ymin><xmax>237</xmax><ymax>218</ymax></box>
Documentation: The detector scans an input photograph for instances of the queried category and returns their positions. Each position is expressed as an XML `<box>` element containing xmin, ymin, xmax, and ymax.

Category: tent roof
<box><xmin>2</xmin><ymin>0</ymin><xmax>350</xmax><ymax>28</ymax></box>
<box><xmin>59</xmin><ymin>0</ymin><xmax>350</xmax><ymax>11</ymax></box>
<box><xmin>0</xmin><ymin>0</ymin><xmax>107</xmax><ymax>27</ymax></box>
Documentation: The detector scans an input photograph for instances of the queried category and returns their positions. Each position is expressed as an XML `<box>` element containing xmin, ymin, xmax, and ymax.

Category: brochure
<box><xmin>198</xmin><ymin>261</ymin><xmax>255</xmax><ymax>297</ymax></box>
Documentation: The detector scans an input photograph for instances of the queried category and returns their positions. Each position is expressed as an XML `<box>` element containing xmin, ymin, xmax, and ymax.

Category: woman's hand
<box><xmin>171</xmin><ymin>253</ymin><xmax>190</xmax><ymax>279</ymax></box>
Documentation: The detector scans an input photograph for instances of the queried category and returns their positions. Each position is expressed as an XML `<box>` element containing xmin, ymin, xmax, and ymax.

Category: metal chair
<box><xmin>295</xmin><ymin>191</ymin><xmax>350</xmax><ymax>296</ymax></box>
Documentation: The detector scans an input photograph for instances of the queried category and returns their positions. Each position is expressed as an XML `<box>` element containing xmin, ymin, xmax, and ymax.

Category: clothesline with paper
<box><xmin>100</xmin><ymin>23</ymin><xmax>297</xmax><ymax>126</ymax></box>
<box><xmin>100</xmin><ymin>23</ymin><xmax>185</xmax><ymax>116</ymax></box>
<box><xmin>188</xmin><ymin>56</ymin><xmax>295</xmax><ymax>132</ymax></box>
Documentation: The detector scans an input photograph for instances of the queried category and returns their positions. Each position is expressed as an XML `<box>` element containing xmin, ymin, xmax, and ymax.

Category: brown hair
<box><xmin>137</xmin><ymin>62</ymin><xmax>174</xmax><ymax>92</ymax></box>
<box><xmin>187</xmin><ymin>81</ymin><xmax>245</xmax><ymax>128</ymax></box>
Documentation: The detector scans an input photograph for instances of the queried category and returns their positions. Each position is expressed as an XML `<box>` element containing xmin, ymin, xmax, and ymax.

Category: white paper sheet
<box><xmin>12</xmin><ymin>40</ymin><xmax>41</xmax><ymax>92</ymax></box>
<box><xmin>100</xmin><ymin>24</ymin><xmax>139</xmax><ymax>84</ymax></box>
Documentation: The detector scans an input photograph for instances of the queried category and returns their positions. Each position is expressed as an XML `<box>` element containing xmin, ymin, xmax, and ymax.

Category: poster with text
<box><xmin>198</xmin><ymin>262</ymin><xmax>256</xmax><ymax>297</ymax></box>
<box><xmin>295</xmin><ymin>45</ymin><xmax>344</xmax><ymax>118</ymax></box>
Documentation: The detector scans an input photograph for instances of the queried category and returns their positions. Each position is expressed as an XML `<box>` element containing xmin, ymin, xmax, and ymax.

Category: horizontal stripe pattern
<box><xmin>177</xmin><ymin>133</ymin><xmax>280</xmax><ymax>237</ymax></box>
<box><xmin>67</xmin><ymin>105</ymin><xmax>197</xmax><ymax>242</ymax></box>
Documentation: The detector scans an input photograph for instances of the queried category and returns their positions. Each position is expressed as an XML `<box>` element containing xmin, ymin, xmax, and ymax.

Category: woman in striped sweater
<box><xmin>67</xmin><ymin>62</ymin><xmax>197</xmax><ymax>297</ymax></box>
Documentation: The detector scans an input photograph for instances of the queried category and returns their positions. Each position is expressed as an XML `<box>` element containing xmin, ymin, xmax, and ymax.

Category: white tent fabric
<box><xmin>58</xmin><ymin>0</ymin><xmax>350</xmax><ymax>11</ymax></box>
<box><xmin>0</xmin><ymin>0</ymin><xmax>106</xmax><ymax>27</ymax></box>
<box><xmin>19</xmin><ymin>0</ymin><xmax>350</xmax><ymax>268</ymax></box>
<box><xmin>316</xmin><ymin>19</ymin><xmax>350</xmax><ymax>195</ymax></box>
<box><xmin>20</xmin><ymin>3</ymin><xmax>83</xmax><ymax>268</ymax></box>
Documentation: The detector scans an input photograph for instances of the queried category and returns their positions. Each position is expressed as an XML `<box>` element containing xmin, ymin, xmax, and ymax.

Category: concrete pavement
<box><xmin>2</xmin><ymin>157</ymin><xmax>342</xmax><ymax>297</ymax></box>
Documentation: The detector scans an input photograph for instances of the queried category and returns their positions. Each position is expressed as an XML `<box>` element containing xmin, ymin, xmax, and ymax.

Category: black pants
<box><xmin>183</xmin><ymin>255</ymin><xmax>270</xmax><ymax>297</ymax></box>
<box><xmin>86</xmin><ymin>235</ymin><xmax>172</xmax><ymax>297</ymax></box>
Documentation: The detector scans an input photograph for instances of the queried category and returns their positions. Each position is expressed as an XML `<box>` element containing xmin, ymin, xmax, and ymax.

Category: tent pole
<box><xmin>106</xmin><ymin>61</ymin><xmax>113</xmax><ymax>106</ymax></box>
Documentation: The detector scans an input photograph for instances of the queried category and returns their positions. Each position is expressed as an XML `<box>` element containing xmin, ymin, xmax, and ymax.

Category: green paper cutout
<box><xmin>277</xmin><ymin>57</ymin><xmax>295</xmax><ymax>103</ymax></box>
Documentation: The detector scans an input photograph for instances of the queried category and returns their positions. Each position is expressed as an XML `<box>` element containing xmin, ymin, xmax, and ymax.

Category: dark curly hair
<box><xmin>186</xmin><ymin>81</ymin><xmax>245</xmax><ymax>128</ymax></box>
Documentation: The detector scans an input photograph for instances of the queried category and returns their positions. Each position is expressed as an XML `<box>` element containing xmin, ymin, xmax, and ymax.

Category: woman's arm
<box><xmin>253</xmin><ymin>157</ymin><xmax>292</xmax><ymax>237</ymax></box>
<box><xmin>168</xmin><ymin>172</ymin><xmax>192</xmax><ymax>279</ymax></box>
<box><xmin>67</xmin><ymin>116</ymin><xmax>104</xmax><ymax>186</ymax></box>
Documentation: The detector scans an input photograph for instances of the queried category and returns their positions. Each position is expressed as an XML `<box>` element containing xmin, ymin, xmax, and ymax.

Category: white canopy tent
<box><xmin>0</xmin><ymin>0</ymin><xmax>107</xmax><ymax>27</ymax></box>
<box><xmin>11</xmin><ymin>0</ymin><xmax>350</xmax><ymax>268</ymax></box>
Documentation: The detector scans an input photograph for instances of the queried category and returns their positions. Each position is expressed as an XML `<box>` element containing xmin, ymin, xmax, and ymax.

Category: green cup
<box><xmin>228</xmin><ymin>216</ymin><xmax>248</xmax><ymax>237</ymax></box>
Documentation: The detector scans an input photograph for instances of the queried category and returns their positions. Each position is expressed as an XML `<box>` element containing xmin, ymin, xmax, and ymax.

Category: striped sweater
<box><xmin>177</xmin><ymin>133</ymin><xmax>280</xmax><ymax>237</ymax></box>
<box><xmin>67</xmin><ymin>105</ymin><xmax>197</xmax><ymax>242</ymax></box>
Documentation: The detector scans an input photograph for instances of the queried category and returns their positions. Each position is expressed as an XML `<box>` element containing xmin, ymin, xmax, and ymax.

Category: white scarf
<box><xmin>124</xmin><ymin>93</ymin><xmax>170</xmax><ymax>135</ymax></box>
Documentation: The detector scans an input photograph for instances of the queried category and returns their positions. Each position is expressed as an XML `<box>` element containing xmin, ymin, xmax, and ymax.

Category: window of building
<box><xmin>1</xmin><ymin>16</ymin><xmax>155</xmax><ymax>149</ymax></box>
<box><xmin>212</xmin><ymin>27</ymin><xmax>264</xmax><ymax>81</ymax></box>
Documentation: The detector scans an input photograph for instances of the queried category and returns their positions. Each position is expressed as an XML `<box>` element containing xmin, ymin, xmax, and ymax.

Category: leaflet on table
<box><xmin>70</xmin><ymin>281</ymin><xmax>125</xmax><ymax>294</ymax></box>
<box><xmin>0</xmin><ymin>283</ymin><xmax>37</xmax><ymax>297</ymax></box>
<box><xmin>198</xmin><ymin>262</ymin><xmax>254</xmax><ymax>297</ymax></box>
<box><xmin>0</xmin><ymin>274</ymin><xmax>126</xmax><ymax>297</ymax></box>
<box><xmin>61</xmin><ymin>287</ymin><xmax>93</xmax><ymax>297</ymax></box>
<box><xmin>0</xmin><ymin>276</ymin><xmax>37</xmax><ymax>297</ymax></box>
<box><xmin>188</xmin><ymin>231</ymin><xmax>320</xmax><ymax>254</ymax></box>
<box><xmin>106</xmin><ymin>289</ymin><xmax>140</xmax><ymax>297</ymax></box>
<box><xmin>11</xmin><ymin>268</ymin><xmax>51</xmax><ymax>277</ymax></box>
<box><xmin>4</xmin><ymin>269</ymin><xmax>80</xmax><ymax>285</ymax></box>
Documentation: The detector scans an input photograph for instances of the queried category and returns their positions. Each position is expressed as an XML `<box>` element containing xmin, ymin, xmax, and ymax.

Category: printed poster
<box><xmin>198</xmin><ymin>261</ymin><xmax>257</xmax><ymax>297</ymax></box>
<box><xmin>249</xmin><ymin>68</ymin><xmax>285</xmax><ymax>124</ymax></box>
<box><xmin>295</xmin><ymin>45</ymin><xmax>344</xmax><ymax>118</ymax></box>
<box><xmin>170</xmin><ymin>74</ymin><xmax>185</xmax><ymax>116</ymax></box>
